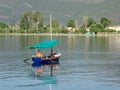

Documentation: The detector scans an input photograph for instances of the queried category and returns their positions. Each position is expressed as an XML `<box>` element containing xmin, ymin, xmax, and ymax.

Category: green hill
<box><xmin>0</xmin><ymin>0</ymin><xmax>120</xmax><ymax>25</ymax></box>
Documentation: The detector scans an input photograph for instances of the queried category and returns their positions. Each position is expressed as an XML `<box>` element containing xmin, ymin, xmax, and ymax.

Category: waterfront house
<box><xmin>107</xmin><ymin>25</ymin><xmax>120</xmax><ymax>31</ymax></box>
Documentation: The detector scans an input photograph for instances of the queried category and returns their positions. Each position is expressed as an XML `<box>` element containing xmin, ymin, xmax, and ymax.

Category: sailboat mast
<box><xmin>50</xmin><ymin>14</ymin><xmax>53</xmax><ymax>55</ymax></box>
<box><xmin>50</xmin><ymin>14</ymin><xmax>52</xmax><ymax>40</ymax></box>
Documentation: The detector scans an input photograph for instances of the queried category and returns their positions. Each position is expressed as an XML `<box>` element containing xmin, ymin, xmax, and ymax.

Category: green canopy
<box><xmin>27</xmin><ymin>39</ymin><xmax>59</xmax><ymax>49</ymax></box>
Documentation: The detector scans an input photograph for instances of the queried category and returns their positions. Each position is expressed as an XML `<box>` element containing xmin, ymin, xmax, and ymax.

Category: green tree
<box><xmin>80</xmin><ymin>27</ymin><xmax>87</xmax><ymax>34</ymax></box>
<box><xmin>19</xmin><ymin>11</ymin><xmax>43</xmax><ymax>33</ymax></box>
<box><xmin>52</xmin><ymin>18</ymin><xmax>59</xmax><ymax>33</ymax></box>
<box><xmin>0</xmin><ymin>22</ymin><xmax>8</xmax><ymax>33</ymax></box>
<box><xmin>60</xmin><ymin>26</ymin><xmax>68</xmax><ymax>33</ymax></box>
<box><xmin>67</xmin><ymin>19</ymin><xmax>75</xmax><ymax>27</ymax></box>
<box><xmin>82</xmin><ymin>16</ymin><xmax>94</xmax><ymax>28</ymax></box>
<box><xmin>87</xmin><ymin>17</ymin><xmax>94</xmax><ymax>27</ymax></box>
<box><xmin>19</xmin><ymin>12</ymin><xmax>31</xmax><ymax>31</ymax></box>
<box><xmin>52</xmin><ymin>18</ymin><xmax>59</xmax><ymax>28</ymax></box>
<box><xmin>32</xmin><ymin>11</ymin><xmax>43</xmax><ymax>30</ymax></box>
<box><xmin>0</xmin><ymin>22</ymin><xmax>8</xmax><ymax>29</ymax></box>
<box><xmin>90</xmin><ymin>23</ymin><xmax>104</xmax><ymax>34</ymax></box>
<box><xmin>100</xmin><ymin>17</ymin><xmax>111</xmax><ymax>28</ymax></box>
<box><xmin>83</xmin><ymin>16</ymin><xmax>89</xmax><ymax>29</ymax></box>
<box><xmin>46</xmin><ymin>18</ymin><xmax>59</xmax><ymax>33</ymax></box>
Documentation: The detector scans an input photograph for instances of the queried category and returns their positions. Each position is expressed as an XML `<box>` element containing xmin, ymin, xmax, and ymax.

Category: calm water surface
<box><xmin>0</xmin><ymin>35</ymin><xmax>120</xmax><ymax>90</ymax></box>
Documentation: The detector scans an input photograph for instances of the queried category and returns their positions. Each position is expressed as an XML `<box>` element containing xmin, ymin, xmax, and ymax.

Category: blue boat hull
<box><xmin>32</xmin><ymin>56</ymin><xmax>60</xmax><ymax>64</ymax></box>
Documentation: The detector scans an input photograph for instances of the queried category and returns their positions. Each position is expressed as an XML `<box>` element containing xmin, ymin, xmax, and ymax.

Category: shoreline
<box><xmin>0</xmin><ymin>33</ymin><xmax>120</xmax><ymax>37</ymax></box>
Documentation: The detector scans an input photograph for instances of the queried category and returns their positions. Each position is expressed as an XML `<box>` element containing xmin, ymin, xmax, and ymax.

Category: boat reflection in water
<box><xmin>32</xmin><ymin>62</ymin><xmax>59</xmax><ymax>90</ymax></box>
<box><xmin>32</xmin><ymin>62</ymin><xmax>60</xmax><ymax>77</ymax></box>
<box><xmin>32</xmin><ymin>63</ymin><xmax>43</xmax><ymax>74</ymax></box>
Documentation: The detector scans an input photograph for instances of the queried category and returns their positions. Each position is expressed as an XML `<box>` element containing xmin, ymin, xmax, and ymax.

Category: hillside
<box><xmin>0</xmin><ymin>0</ymin><xmax>120</xmax><ymax>25</ymax></box>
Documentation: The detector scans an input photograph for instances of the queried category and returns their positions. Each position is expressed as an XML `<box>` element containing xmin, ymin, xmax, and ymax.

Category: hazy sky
<box><xmin>58</xmin><ymin>0</ymin><xmax>105</xmax><ymax>3</ymax></box>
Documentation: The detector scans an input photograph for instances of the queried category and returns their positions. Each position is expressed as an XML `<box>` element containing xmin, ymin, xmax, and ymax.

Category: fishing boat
<box><xmin>27</xmin><ymin>39</ymin><xmax>61</xmax><ymax>64</ymax></box>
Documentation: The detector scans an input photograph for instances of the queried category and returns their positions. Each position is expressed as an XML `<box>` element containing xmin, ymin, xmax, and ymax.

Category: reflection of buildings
<box><xmin>67</xmin><ymin>35</ymin><xmax>76</xmax><ymax>49</ymax></box>
<box><xmin>68</xmin><ymin>36</ymin><xmax>74</xmax><ymax>49</ymax></box>
<box><xmin>84</xmin><ymin>37</ymin><xmax>90</xmax><ymax>52</ymax></box>
<box><xmin>108</xmin><ymin>36</ymin><xmax>120</xmax><ymax>53</ymax></box>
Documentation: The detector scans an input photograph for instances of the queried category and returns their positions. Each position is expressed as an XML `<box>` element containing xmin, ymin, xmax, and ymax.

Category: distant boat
<box><xmin>85</xmin><ymin>31</ymin><xmax>95</xmax><ymax>35</ymax></box>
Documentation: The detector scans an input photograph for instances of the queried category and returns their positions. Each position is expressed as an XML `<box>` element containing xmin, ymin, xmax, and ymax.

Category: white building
<box><xmin>107</xmin><ymin>26</ymin><xmax>120</xmax><ymax>31</ymax></box>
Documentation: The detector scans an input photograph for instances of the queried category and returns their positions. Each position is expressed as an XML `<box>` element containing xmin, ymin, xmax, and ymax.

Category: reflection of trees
<box><xmin>3</xmin><ymin>35</ymin><xmax>20</xmax><ymax>51</ymax></box>
<box><xmin>84</xmin><ymin>37</ymin><xmax>90</xmax><ymax>52</ymax></box>
<box><xmin>67</xmin><ymin>35</ymin><xmax>76</xmax><ymax>49</ymax></box>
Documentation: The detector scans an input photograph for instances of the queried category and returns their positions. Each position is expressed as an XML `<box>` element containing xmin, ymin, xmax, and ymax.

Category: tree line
<box><xmin>0</xmin><ymin>11</ymin><xmax>116</xmax><ymax>34</ymax></box>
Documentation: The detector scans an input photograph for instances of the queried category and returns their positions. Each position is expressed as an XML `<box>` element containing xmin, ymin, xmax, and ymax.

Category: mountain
<box><xmin>0</xmin><ymin>0</ymin><xmax>120</xmax><ymax>25</ymax></box>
